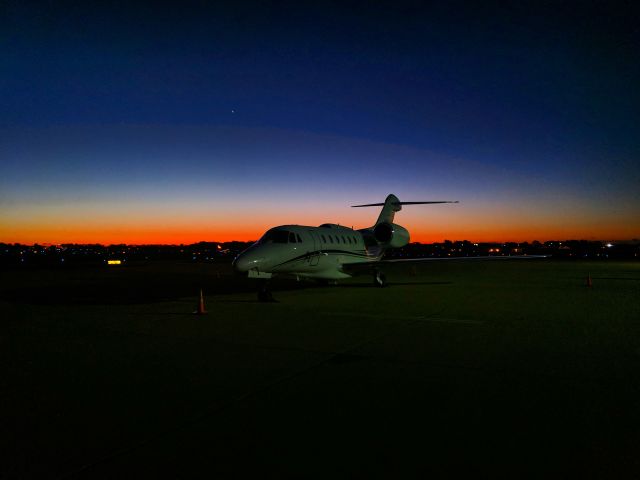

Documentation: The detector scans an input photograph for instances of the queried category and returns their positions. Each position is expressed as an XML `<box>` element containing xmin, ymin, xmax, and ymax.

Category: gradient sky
<box><xmin>1</xmin><ymin>1</ymin><xmax>639</xmax><ymax>244</ymax></box>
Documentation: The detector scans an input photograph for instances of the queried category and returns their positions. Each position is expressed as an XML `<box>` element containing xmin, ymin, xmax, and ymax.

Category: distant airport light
<box><xmin>606</xmin><ymin>243</ymin><xmax>613</xmax><ymax>248</ymax></box>
<box><xmin>107</xmin><ymin>259</ymin><xmax>122</xmax><ymax>265</ymax></box>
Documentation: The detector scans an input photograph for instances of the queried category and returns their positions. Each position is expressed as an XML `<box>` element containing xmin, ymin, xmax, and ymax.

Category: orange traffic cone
<box><xmin>193</xmin><ymin>289</ymin><xmax>207</xmax><ymax>314</ymax></box>
<box><xmin>586</xmin><ymin>274</ymin><xmax>592</xmax><ymax>288</ymax></box>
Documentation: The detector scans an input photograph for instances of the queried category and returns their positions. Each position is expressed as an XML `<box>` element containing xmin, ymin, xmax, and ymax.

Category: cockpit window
<box><xmin>289</xmin><ymin>232</ymin><xmax>297</xmax><ymax>243</ymax></box>
<box><xmin>296</xmin><ymin>234</ymin><xmax>302</xmax><ymax>242</ymax></box>
<box><xmin>260</xmin><ymin>230</ymin><xmax>290</xmax><ymax>244</ymax></box>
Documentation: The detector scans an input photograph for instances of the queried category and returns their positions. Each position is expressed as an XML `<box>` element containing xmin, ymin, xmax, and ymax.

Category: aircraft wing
<box><xmin>341</xmin><ymin>255</ymin><xmax>549</xmax><ymax>272</ymax></box>
<box><xmin>379</xmin><ymin>255</ymin><xmax>548</xmax><ymax>263</ymax></box>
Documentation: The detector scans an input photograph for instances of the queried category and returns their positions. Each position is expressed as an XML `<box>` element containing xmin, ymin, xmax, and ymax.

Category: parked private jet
<box><xmin>233</xmin><ymin>194</ymin><xmax>544</xmax><ymax>300</ymax></box>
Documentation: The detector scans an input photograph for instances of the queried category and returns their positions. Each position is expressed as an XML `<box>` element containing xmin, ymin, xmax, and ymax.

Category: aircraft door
<box><xmin>307</xmin><ymin>231</ymin><xmax>321</xmax><ymax>266</ymax></box>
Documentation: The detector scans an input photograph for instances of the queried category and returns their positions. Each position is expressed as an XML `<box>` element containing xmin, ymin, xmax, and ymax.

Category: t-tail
<box><xmin>353</xmin><ymin>194</ymin><xmax>458</xmax><ymax>253</ymax></box>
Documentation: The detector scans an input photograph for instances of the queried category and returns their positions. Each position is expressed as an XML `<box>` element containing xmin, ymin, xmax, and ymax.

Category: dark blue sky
<box><xmin>2</xmin><ymin>1</ymin><xmax>639</xmax><ymax>243</ymax></box>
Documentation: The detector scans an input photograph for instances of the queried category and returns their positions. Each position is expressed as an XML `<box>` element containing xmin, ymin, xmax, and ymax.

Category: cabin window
<box><xmin>297</xmin><ymin>234</ymin><xmax>302</xmax><ymax>242</ymax></box>
<box><xmin>321</xmin><ymin>234</ymin><xmax>326</xmax><ymax>243</ymax></box>
<box><xmin>289</xmin><ymin>232</ymin><xmax>297</xmax><ymax>243</ymax></box>
<box><xmin>347</xmin><ymin>237</ymin><xmax>352</xmax><ymax>244</ymax></box>
<box><xmin>329</xmin><ymin>236</ymin><xmax>334</xmax><ymax>244</ymax></box>
<box><xmin>341</xmin><ymin>236</ymin><xmax>346</xmax><ymax>244</ymax></box>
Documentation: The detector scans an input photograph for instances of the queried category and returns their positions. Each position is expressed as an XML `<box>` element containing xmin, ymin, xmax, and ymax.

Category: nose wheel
<box><xmin>257</xmin><ymin>280</ymin><xmax>276</xmax><ymax>302</ymax></box>
<box><xmin>373</xmin><ymin>269</ymin><xmax>387</xmax><ymax>288</ymax></box>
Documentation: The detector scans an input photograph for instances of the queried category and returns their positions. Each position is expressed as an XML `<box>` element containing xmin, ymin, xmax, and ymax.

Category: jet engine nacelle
<box><xmin>373</xmin><ymin>222</ymin><xmax>410</xmax><ymax>248</ymax></box>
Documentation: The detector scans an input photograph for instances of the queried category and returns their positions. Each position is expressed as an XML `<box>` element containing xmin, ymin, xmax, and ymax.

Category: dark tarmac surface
<box><xmin>2</xmin><ymin>260</ymin><xmax>639</xmax><ymax>478</ymax></box>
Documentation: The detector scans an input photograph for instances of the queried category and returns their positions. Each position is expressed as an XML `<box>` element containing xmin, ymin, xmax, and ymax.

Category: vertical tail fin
<box><xmin>376</xmin><ymin>194</ymin><xmax>402</xmax><ymax>225</ymax></box>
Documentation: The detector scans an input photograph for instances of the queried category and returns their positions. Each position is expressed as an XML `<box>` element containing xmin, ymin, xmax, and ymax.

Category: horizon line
<box><xmin>3</xmin><ymin>238</ymin><xmax>639</xmax><ymax>247</ymax></box>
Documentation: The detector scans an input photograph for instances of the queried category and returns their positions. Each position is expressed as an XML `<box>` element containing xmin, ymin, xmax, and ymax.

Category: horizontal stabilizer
<box><xmin>355</xmin><ymin>194</ymin><xmax>459</xmax><ymax>225</ymax></box>
<box><xmin>352</xmin><ymin>201</ymin><xmax>459</xmax><ymax>207</ymax></box>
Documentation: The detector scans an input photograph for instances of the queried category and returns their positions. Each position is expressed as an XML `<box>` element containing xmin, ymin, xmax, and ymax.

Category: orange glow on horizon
<box><xmin>3</xmin><ymin>200</ymin><xmax>638</xmax><ymax>245</ymax></box>
<box><xmin>3</xmin><ymin>224</ymin><xmax>637</xmax><ymax>245</ymax></box>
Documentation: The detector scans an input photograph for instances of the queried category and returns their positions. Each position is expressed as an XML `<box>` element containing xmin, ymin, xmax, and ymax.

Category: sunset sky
<box><xmin>2</xmin><ymin>2</ymin><xmax>638</xmax><ymax>244</ymax></box>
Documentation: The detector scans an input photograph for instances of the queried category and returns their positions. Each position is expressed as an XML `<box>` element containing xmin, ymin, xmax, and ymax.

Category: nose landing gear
<box><xmin>257</xmin><ymin>280</ymin><xmax>276</xmax><ymax>302</ymax></box>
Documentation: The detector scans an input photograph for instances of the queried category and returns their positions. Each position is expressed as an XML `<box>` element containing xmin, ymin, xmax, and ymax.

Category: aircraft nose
<box><xmin>232</xmin><ymin>251</ymin><xmax>264</xmax><ymax>273</ymax></box>
<box><xmin>232</xmin><ymin>255</ymin><xmax>250</xmax><ymax>273</ymax></box>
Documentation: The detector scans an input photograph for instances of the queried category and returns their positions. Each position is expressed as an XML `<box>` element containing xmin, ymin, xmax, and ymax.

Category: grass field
<box><xmin>2</xmin><ymin>259</ymin><xmax>639</xmax><ymax>478</ymax></box>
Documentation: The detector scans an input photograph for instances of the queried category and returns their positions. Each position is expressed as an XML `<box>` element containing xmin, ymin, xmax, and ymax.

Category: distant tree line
<box><xmin>0</xmin><ymin>239</ymin><xmax>638</xmax><ymax>268</ymax></box>
<box><xmin>388</xmin><ymin>240</ymin><xmax>639</xmax><ymax>260</ymax></box>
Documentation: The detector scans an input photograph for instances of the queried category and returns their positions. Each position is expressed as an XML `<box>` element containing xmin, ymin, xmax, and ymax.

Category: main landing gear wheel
<box><xmin>373</xmin><ymin>269</ymin><xmax>387</xmax><ymax>288</ymax></box>
<box><xmin>257</xmin><ymin>280</ymin><xmax>275</xmax><ymax>302</ymax></box>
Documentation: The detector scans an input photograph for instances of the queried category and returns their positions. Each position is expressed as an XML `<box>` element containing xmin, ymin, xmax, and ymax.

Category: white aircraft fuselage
<box><xmin>233</xmin><ymin>223</ymin><xmax>384</xmax><ymax>280</ymax></box>
<box><xmin>232</xmin><ymin>194</ymin><xmax>447</xmax><ymax>281</ymax></box>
